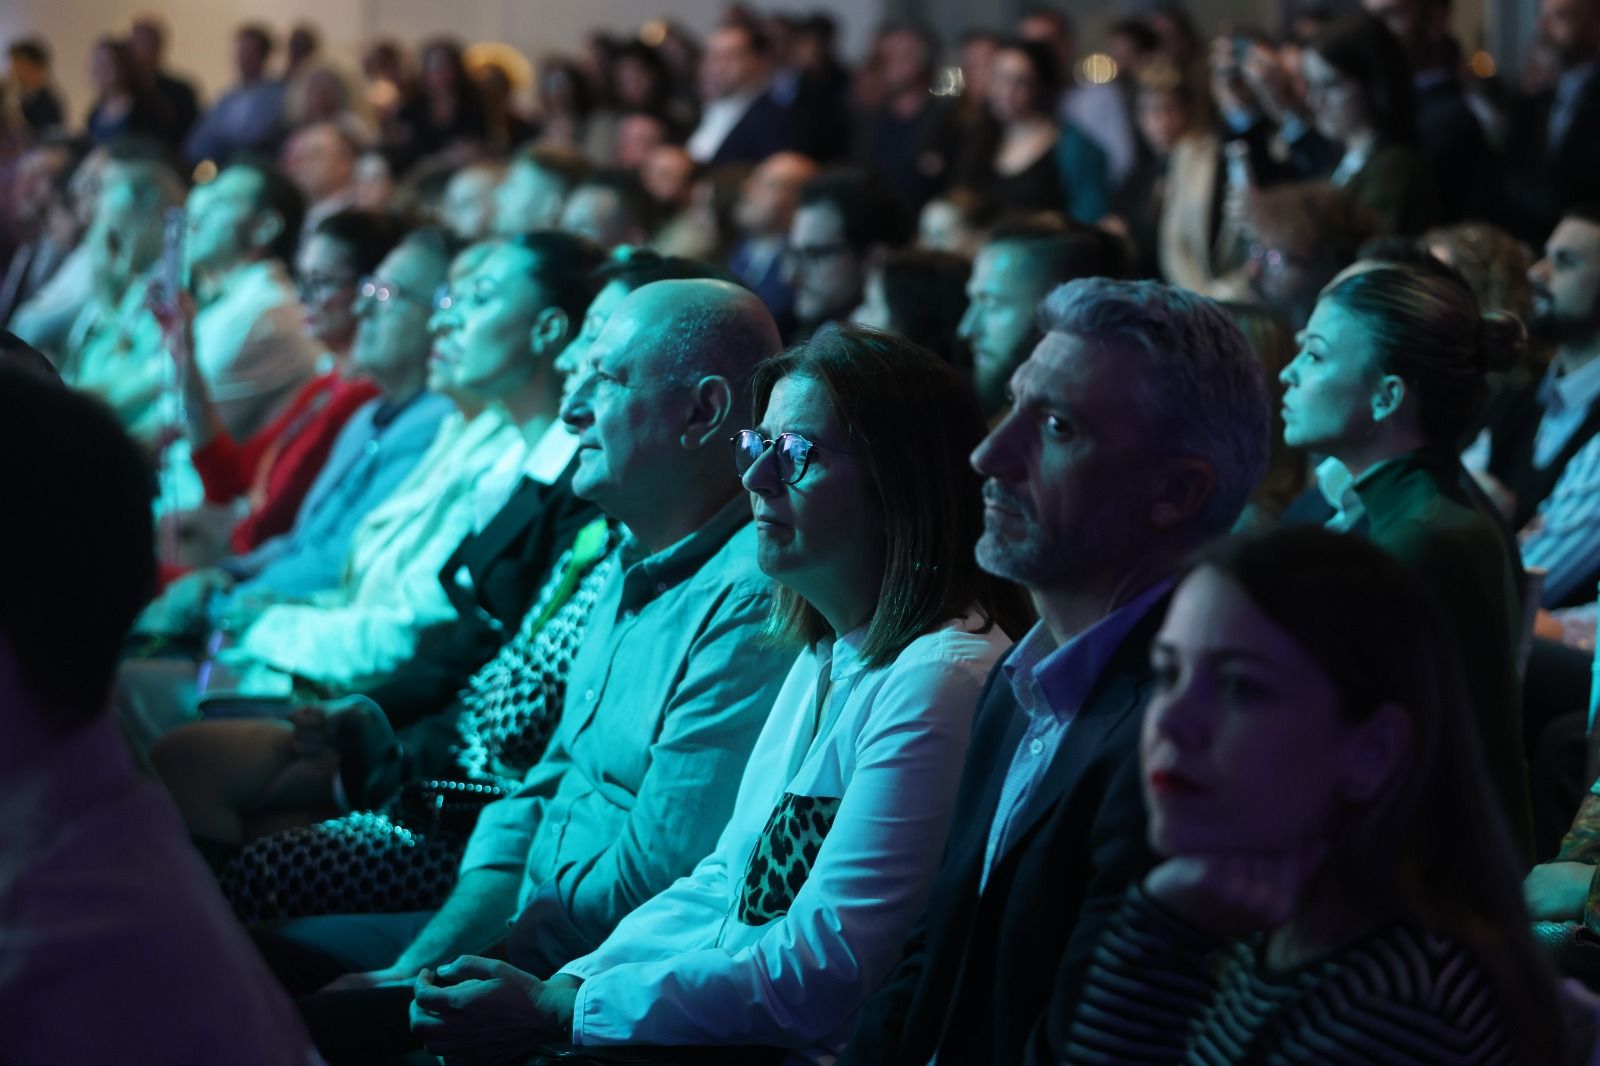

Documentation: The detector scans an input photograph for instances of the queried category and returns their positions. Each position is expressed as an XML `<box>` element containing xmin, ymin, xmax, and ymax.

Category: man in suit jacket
<box><xmin>1500</xmin><ymin>0</ymin><xmax>1600</xmax><ymax>246</ymax></box>
<box><xmin>727</xmin><ymin>152</ymin><xmax>818</xmax><ymax>336</ymax></box>
<box><xmin>841</xmin><ymin>277</ymin><xmax>1273</xmax><ymax>1066</ymax></box>
<box><xmin>686</xmin><ymin>24</ymin><xmax>803</xmax><ymax>167</ymax></box>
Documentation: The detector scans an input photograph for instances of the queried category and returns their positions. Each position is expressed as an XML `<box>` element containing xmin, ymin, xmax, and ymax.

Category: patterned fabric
<box><xmin>217</xmin><ymin>520</ymin><xmax>618</xmax><ymax>921</ymax></box>
<box><xmin>219</xmin><ymin>811</ymin><xmax>461</xmax><ymax>921</ymax></box>
<box><xmin>1556</xmin><ymin>782</ymin><xmax>1600</xmax><ymax>935</ymax></box>
<box><xmin>737</xmin><ymin>793</ymin><xmax>842</xmax><ymax>925</ymax></box>
<box><xmin>456</xmin><ymin>520</ymin><xmax>618</xmax><ymax>784</ymax></box>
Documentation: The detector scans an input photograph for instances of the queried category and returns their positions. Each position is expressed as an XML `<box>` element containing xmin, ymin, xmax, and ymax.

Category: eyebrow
<box><xmin>1153</xmin><ymin>639</ymin><xmax>1275</xmax><ymax>667</ymax></box>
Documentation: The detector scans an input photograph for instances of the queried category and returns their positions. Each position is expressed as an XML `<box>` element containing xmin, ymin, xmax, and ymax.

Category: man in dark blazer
<box><xmin>1499</xmin><ymin>0</ymin><xmax>1600</xmax><ymax>246</ymax></box>
<box><xmin>686</xmin><ymin>24</ymin><xmax>804</xmax><ymax>167</ymax></box>
<box><xmin>840</xmin><ymin>278</ymin><xmax>1273</xmax><ymax>1066</ymax></box>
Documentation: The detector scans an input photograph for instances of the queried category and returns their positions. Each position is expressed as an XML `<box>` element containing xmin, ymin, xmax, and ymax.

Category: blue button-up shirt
<box><xmin>978</xmin><ymin>580</ymin><xmax>1173</xmax><ymax>892</ymax></box>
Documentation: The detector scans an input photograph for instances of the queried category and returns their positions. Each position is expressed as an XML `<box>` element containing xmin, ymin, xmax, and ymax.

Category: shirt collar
<box><xmin>618</xmin><ymin>494</ymin><xmax>753</xmax><ymax>609</ymax></box>
<box><xmin>1005</xmin><ymin>579</ymin><xmax>1174</xmax><ymax>721</ymax></box>
<box><xmin>1538</xmin><ymin>355</ymin><xmax>1600</xmax><ymax>416</ymax></box>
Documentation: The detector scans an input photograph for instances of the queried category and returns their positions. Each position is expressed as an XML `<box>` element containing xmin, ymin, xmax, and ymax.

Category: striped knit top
<box><xmin>1060</xmin><ymin>886</ymin><xmax>1514</xmax><ymax>1065</ymax></box>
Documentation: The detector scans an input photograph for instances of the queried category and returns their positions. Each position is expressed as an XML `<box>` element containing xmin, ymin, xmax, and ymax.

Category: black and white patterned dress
<box><xmin>219</xmin><ymin>520</ymin><xmax>619</xmax><ymax>921</ymax></box>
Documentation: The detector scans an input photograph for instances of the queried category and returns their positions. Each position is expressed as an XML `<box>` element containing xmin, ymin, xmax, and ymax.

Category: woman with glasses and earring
<box><xmin>150</xmin><ymin>209</ymin><xmax>402</xmax><ymax>567</ymax></box>
<box><xmin>406</xmin><ymin>326</ymin><xmax>1032</xmax><ymax>1065</ymax></box>
<box><xmin>1278</xmin><ymin>260</ymin><xmax>1535</xmax><ymax>860</ymax></box>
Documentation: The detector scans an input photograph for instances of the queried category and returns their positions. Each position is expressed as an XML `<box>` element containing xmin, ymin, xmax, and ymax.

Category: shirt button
<box><xmin>1029</xmin><ymin>738</ymin><xmax>1045</xmax><ymax>756</ymax></box>
<box><xmin>585</xmin><ymin>688</ymin><xmax>596</xmax><ymax>702</ymax></box>
<box><xmin>364</xmin><ymin>439</ymin><xmax>379</xmax><ymax>455</ymax></box>
<box><xmin>656</xmin><ymin>582</ymin><xmax>668</xmax><ymax>593</ymax></box>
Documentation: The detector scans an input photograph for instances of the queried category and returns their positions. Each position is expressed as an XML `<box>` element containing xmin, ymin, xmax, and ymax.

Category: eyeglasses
<box><xmin>357</xmin><ymin>275</ymin><xmax>432</xmax><ymax>309</ymax></box>
<box><xmin>784</xmin><ymin>242</ymin><xmax>852</xmax><ymax>267</ymax></box>
<box><xmin>1246</xmin><ymin>243</ymin><xmax>1291</xmax><ymax>276</ymax></box>
<box><xmin>732</xmin><ymin>429</ymin><xmax>844</xmax><ymax>486</ymax></box>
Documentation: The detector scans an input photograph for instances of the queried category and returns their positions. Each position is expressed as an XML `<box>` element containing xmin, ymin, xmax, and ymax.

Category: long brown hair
<box><xmin>751</xmin><ymin>325</ymin><xmax>1032</xmax><ymax>666</ymax></box>
<box><xmin>1190</xmin><ymin>527</ymin><xmax>1565</xmax><ymax>1065</ymax></box>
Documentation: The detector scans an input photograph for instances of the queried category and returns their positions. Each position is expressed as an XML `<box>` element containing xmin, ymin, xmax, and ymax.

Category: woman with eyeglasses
<box><xmin>408</xmin><ymin>327</ymin><xmax>1032</xmax><ymax>1064</ymax></box>
<box><xmin>1278</xmin><ymin>260</ymin><xmax>1534</xmax><ymax>859</ymax></box>
<box><xmin>1054</xmin><ymin>527</ymin><xmax>1567</xmax><ymax>1065</ymax></box>
<box><xmin>152</xmin><ymin>209</ymin><xmax>401</xmax><ymax>565</ymax></box>
<box><xmin>1300</xmin><ymin>12</ymin><xmax>1438</xmax><ymax>236</ymax></box>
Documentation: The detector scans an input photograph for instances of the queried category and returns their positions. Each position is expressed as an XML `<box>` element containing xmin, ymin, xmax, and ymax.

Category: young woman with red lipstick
<box><xmin>1056</xmin><ymin>527</ymin><xmax>1568</xmax><ymax>1065</ymax></box>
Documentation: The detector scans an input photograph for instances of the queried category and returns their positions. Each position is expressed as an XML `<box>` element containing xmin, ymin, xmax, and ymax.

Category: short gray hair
<box><xmin>1039</xmin><ymin>277</ymin><xmax>1271</xmax><ymax>537</ymax></box>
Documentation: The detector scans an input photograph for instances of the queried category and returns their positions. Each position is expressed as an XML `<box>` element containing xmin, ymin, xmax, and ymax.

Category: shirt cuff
<box><xmin>570</xmin><ymin>977</ymin><xmax>594</xmax><ymax>1045</ymax></box>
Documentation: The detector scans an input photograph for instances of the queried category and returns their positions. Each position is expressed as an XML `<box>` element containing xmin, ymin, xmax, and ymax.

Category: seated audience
<box><xmin>389</xmin><ymin>39</ymin><xmax>489</xmax><ymax>169</ymax></box>
<box><xmin>856</xmin><ymin>24</ymin><xmax>957</xmax><ymax>211</ymax></box>
<box><xmin>558</xmin><ymin>168</ymin><xmax>655</xmax><ymax>249</ymax></box>
<box><xmin>0</xmin><ymin>142</ymin><xmax>75</xmax><ymax>327</ymax></box>
<box><xmin>64</xmin><ymin>142</ymin><xmax>185</xmax><ymax>443</ymax></box>
<box><xmin>438</xmin><ymin>161</ymin><xmax>505</xmax><ymax>244</ymax></box>
<box><xmin>916</xmin><ymin>185</ymin><xmax>1000</xmax><ymax>259</ymax></box>
<box><xmin>185</xmin><ymin>24</ymin><xmax>288</xmax><ymax>166</ymax></box>
<box><xmin>1472</xmin><ymin>206</ymin><xmax>1600</xmax><ymax>606</ymax></box>
<box><xmin>84</xmin><ymin>36</ymin><xmax>167</xmax><ymax>147</ymax></box>
<box><xmin>6</xmin><ymin>37</ymin><xmax>66</xmax><ymax>138</ymax></box>
<box><xmin>128</xmin><ymin>15</ymin><xmax>201</xmax><ymax>147</ymax></box>
<box><xmin>409</xmin><ymin>327</ymin><xmax>1030</xmax><ymax>1060</ymax></box>
<box><xmin>0</xmin><ymin>366</ymin><xmax>320</xmax><ymax>1065</ymax></box>
<box><xmin>958</xmin><ymin>215</ymin><xmax>1127</xmax><ymax>417</ymax></box>
<box><xmin>137</xmin><ymin>229</ymin><xmax>455</xmax><ymax>639</ymax></box>
<box><xmin>728</xmin><ymin>150</ymin><xmax>819</xmax><ymax>334</ymax></box>
<box><xmin>1220</xmin><ymin>300</ymin><xmax>1307</xmax><ymax>526</ymax></box>
<box><xmin>1281</xmin><ymin>261</ymin><xmax>1534</xmax><ymax>857</ymax></box>
<box><xmin>1226</xmin><ymin>180</ymin><xmax>1381</xmax><ymax>330</ymax></box>
<box><xmin>1302</xmin><ymin>12</ymin><xmax>1439</xmax><ymax>235</ymax></box>
<box><xmin>785</xmin><ymin>167</ymin><xmax>912</xmax><ymax>341</ymax></box>
<box><xmin>687</xmin><ymin>23</ymin><xmax>803</xmax><ymax>166</ymax></box>
<box><xmin>842</xmin><ymin>278</ymin><xmax>1271</xmax><ymax>1065</ymax></box>
<box><xmin>494</xmin><ymin>143</ymin><xmax>589</xmax><ymax>237</ymax></box>
<box><xmin>177</xmin><ymin>160</ymin><xmax>322</xmax><ymax>443</ymax></box>
<box><xmin>851</xmin><ymin>247</ymin><xmax>972</xmax><ymax>369</ymax></box>
<box><xmin>281</xmin><ymin>122</ymin><xmax>362</xmax><ymax>240</ymax></box>
<box><xmin>951</xmin><ymin>39</ymin><xmax>1108</xmax><ymax>224</ymax></box>
<box><xmin>1123</xmin><ymin>60</ymin><xmax>1225</xmax><ymax>290</ymax></box>
<box><xmin>252</xmin><ymin>281</ymin><xmax>796</xmax><ymax>1066</ymax></box>
<box><xmin>169</xmin><ymin>210</ymin><xmax>399</xmax><ymax>563</ymax></box>
<box><xmin>1056</xmin><ymin>527</ymin><xmax>1566</xmax><ymax>1065</ymax></box>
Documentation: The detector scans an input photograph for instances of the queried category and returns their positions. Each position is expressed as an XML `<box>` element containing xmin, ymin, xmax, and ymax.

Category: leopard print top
<box><xmin>737</xmin><ymin>792</ymin><xmax>843</xmax><ymax>925</ymax></box>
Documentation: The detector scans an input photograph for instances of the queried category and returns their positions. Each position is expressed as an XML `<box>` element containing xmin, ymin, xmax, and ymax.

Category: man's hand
<box><xmin>409</xmin><ymin>956</ymin><xmax>577</xmax><ymax>1062</ymax></box>
<box><xmin>287</xmin><ymin>695</ymin><xmax>393</xmax><ymax>762</ymax></box>
<box><xmin>1525</xmin><ymin>862</ymin><xmax>1595</xmax><ymax>922</ymax></box>
<box><xmin>1144</xmin><ymin>843</ymin><xmax>1326</xmax><ymax>940</ymax></box>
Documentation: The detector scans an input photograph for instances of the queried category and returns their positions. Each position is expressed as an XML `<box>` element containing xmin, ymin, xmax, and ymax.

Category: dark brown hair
<box><xmin>751</xmin><ymin>326</ymin><xmax>1031</xmax><ymax>665</ymax></box>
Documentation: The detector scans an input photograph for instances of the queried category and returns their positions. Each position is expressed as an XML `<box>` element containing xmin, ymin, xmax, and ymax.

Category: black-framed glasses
<box><xmin>733</xmin><ymin>429</ymin><xmax>839</xmax><ymax>486</ymax></box>
<box><xmin>357</xmin><ymin>275</ymin><xmax>432</xmax><ymax>309</ymax></box>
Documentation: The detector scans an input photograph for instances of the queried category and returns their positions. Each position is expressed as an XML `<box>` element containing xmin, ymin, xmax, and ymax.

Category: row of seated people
<box><xmin>8</xmin><ymin>218</ymin><xmax>1600</xmax><ymax>1062</ymax></box>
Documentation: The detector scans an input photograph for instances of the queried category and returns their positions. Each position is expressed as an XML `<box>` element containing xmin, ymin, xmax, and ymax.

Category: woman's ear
<box><xmin>529</xmin><ymin>307</ymin><xmax>570</xmax><ymax>357</ymax></box>
<box><xmin>1370</xmin><ymin>373</ymin><xmax>1406</xmax><ymax>425</ymax></box>
<box><xmin>1337</xmin><ymin>701</ymin><xmax>1412</xmax><ymax>802</ymax></box>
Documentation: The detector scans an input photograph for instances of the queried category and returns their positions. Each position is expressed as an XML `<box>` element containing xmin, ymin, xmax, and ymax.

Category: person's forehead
<box><xmin>1552</xmin><ymin>218</ymin><xmax>1600</xmax><ymax>255</ymax></box>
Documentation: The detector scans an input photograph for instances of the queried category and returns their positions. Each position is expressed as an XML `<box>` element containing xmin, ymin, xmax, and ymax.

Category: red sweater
<box><xmin>191</xmin><ymin>370</ymin><xmax>382</xmax><ymax>554</ymax></box>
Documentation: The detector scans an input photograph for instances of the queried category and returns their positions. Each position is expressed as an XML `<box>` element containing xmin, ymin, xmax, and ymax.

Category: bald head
<box><xmin>562</xmin><ymin>278</ymin><xmax>779</xmax><ymax>548</ymax></box>
<box><xmin>623</xmin><ymin>279</ymin><xmax>782</xmax><ymax>385</ymax></box>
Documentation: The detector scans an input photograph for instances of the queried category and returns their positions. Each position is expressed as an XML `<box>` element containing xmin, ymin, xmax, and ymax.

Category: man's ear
<box><xmin>1149</xmin><ymin>457</ymin><xmax>1214</xmax><ymax>531</ymax></box>
<box><xmin>1371</xmin><ymin>373</ymin><xmax>1406</xmax><ymax>424</ymax></box>
<box><xmin>1338</xmin><ymin>701</ymin><xmax>1411</xmax><ymax>802</ymax></box>
<box><xmin>249</xmin><ymin>209</ymin><xmax>284</xmax><ymax>253</ymax></box>
<box><xmin>529</xmin><ymin>307</ymin><xmax>570</xmax><ymax>358</ymax></box>
<box><xmin>681</xmin><ymin>375</ymin><xmax>734</xmax><ymax>451</ymax></box>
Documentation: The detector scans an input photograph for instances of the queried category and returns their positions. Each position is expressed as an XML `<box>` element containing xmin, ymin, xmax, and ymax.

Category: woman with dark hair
<box><xmin>851</xmin><ymin>248</ymin><xmax>972</xmax><ymax>370</ymax></box>
<box><xmin>952</xmin><ymin>39</ymin><xmax>1108</xmax><ymax>222</ymax></box>
<box><xmin>409</xmin><ymin>328</ymin><xmax>1031</xmax><ymax>1062</ymax></box>
<box><xmin>1302</xmin><ymin>12</ymin><xmax>1437</xmax><ymax>235</ymax></box>
<box><xmin>1058</xmin><ymin>526</ymin><xmax>1568</xmax><ymax>1065</ymax></box>
<box><xmin>394</xmin><ymin>38</ymin><xmax>488</xmax><ymax>166</ymax></box>
<box><xmin>1278</xmin><ymin>262</ymin><xmax>1534</xmax><ymax>858</ymax></box>
<box><xmin>85</xmin><ymin>36</ymin><xmax>167</xmax><ymax>146</ymax></box>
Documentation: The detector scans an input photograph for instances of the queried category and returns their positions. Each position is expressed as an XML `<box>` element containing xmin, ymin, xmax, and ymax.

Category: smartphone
<box><xmin>160</xmin><ymin>205</ymin><xmax>186</xmax><ymax>309</ymax></box>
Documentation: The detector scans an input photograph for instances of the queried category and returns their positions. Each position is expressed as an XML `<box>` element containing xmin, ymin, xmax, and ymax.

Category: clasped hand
<box><xmin>408</xmin><ymin>956</ymin><xmax>578</xmax><ymax>1064</ymax></box>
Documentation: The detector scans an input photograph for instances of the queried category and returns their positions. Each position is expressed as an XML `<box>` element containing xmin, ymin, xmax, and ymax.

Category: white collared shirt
<box><xmin>687</xmin><ymin>92</ymin><xmax>758</xmax><ymax>163</ymax></box>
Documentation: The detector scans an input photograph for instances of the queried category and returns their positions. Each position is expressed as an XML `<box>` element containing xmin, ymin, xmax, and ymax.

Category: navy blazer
<box><xmin>710</xmin><ymin>91</ymin><xmax>805</xmax><ymax>166</ymax></box>
<box><xmin>841</xmin><ymin>602</ymin><xmax>1164</xmax><ymax>1066</ymax></box>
